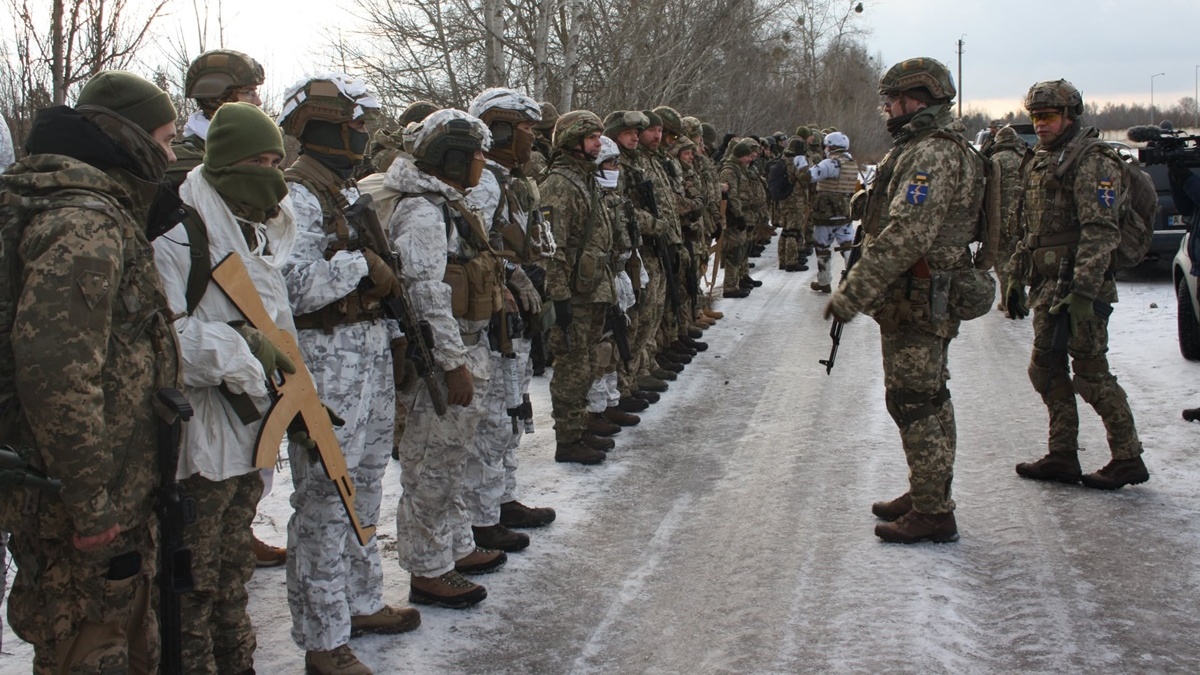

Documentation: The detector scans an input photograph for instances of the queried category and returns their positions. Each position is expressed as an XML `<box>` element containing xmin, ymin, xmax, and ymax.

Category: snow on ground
<box><xmin>4</xmin><ymin>243</ymin><xmax>1199</xmax><ymax>674</ymax></box>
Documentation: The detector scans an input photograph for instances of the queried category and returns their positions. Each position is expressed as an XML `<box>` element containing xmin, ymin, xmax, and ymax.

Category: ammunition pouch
<box><xmin>1025</xmin><ymin>232</ymin><xmax>1080</xmax><ymax>280</ymax></box>
<box><xmin>573</xmin><ymin>250</ymin><xmax>608</xmax><ymax>295</ymax></box>
<box><xmin>885</xmin><ymin>387</ymin><xmax>951</xmax><ymax>427</ymax></box>
<box><xmin>293</xmin><ymin>296</ymin><xmax>386</xmax><ymax>333</ymax></box>
<box><xmin>444</xmin><ymin>251</ymin><xmax>503</xmax><ymax>321</ymax></box>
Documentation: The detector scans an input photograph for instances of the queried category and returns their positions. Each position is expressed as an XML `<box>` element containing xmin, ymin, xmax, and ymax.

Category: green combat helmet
<box><xmin>277</xmin><ymin>73</ymin><xmax>381</xmax><ymax>139</ymax></box>
<box><xmin>534</xmin><ymin>101</ymin><xmax>559</xmax><ymax>134</ymax></box>
<box><xmin>681</xmin><ymin>116</ymin><xmax>703</xmax><ymax>140</ymax></box>
<box><xmin>653</xmin><ymin>106</ymin><xmax>684</xmax><ymax>138</ymax></box>
<box><xmin>700</xmin><ymin>122</ymin><xmax>718</xmax><ymax>146</ymax></box>
<box><xmin>185</xmin><ymin>49</ymin><xmax>264</xmax><ymax>102</ymax></box>
<box><xmin>603</xmin><ymin>110</ymin><xmax>650</xmax><ymax>140</ymax></box>
<box><xmin>878</xmin><ymin>57</ymin><xmax>957</xmax><ymax>102</ymax></box>
<box><xmin>1024</xmin><ymin>79</ymin><xmax>1084</xmax><ymax>117</ymax></box>
<box><xmin>553</xmin><ymin>110</ymin><xmax>604</xmax><ymax>152</ymax></box>
<box><xmin>399</xmin><ymin>101</ymin><xmax>438</xmax><ymax>126</ymax></box>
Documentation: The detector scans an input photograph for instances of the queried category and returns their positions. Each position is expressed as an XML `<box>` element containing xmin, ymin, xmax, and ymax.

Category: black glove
<box><xmin>1004</xmin><ymin>280</ymin><xmax>1029</xmax><ymax>320</ymax></box>
<box><xmin>553</xmin><ymin>299</ymin><xmax>572</xmax><ymax>331</ymax></box>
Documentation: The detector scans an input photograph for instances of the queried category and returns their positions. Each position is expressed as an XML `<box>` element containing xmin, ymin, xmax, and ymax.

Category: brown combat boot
<box><xmin>636</xmin><ymin>376</ymin><xmax>669</xmax><ymax>392</ymax></box>
<box><xmin>252</xmin><ymin>535</ymin><xmax>286</xmax><ymax>568</ymax></box>
<box><xmin>618</xmin><ymin>395</ymin><xmax>649</xmax><ymax>412</ymax></box>
<box><xmin>874</xmin><ymin>510</ymin><xmax>959</xmax><ymax>544</ymax></box>
<box><xmin>695</xmin><ymin>314</ymin><xmax>716</xmax><ymax>327</ymax></box>
<box><xmin>871</xmin><ymin>493</ymin><xmax>912</xmax><ymax>522</ymax></box>
<box><xmin>1015</xmin><ymin>451</ymin><xmax>1082</xmax><ymax>484</ymax></box>
<box><xmin>454</xmin><ymin>547</ymin><xmax>508</xmax><ymax>574</ymax></box>
<box><xmin>499</xmin><ymin>500</ymin><xmax>556</xmax><ymax>528</ymax></box>
<box><xmin>632</xmin><ymin>389</ymin><xmax>660</xmax><ymax>403</ymax></box>
<box><xmin>581</xmin><ymin>432</ymin><xmax>615</xmax><ymax>452</ymax></box>
<box><xmin>603</xmin><ymin>406</ymin><xmax>640</xmax><ymax>427</ymax></box>
<box><xmin>587</xmin><ymin>412</ymin><xmax>622</xmax><ymax>437</ymax></box>
<box><xmin>472</xmin><ymin>524</ymin><xmax>529</xmax><ymax>552</ymax></box>
<box><xmin>349</xmin><ymin>605</ymin><xmax>421</xmax><ymax>637</ymax></box>
<box><xmin>1080</xmin><ymin>456</ymin><xmax>1149</xmax><ymax>490</ymax></box>
<box><xmin>409</xmin><ymin>570</ymin><xmax>487</xmax><ymax>609</ymax></box>
<box><xmin>810</xmin><ymin>280</ymin><xmax>832</xmax><ymax>293</ymax></box>
<box><xmin>555</xmin><ymin>441</ymin><xmax>606</xmax><ymax>465</ymax></box>
<box><xmin>305</xmin><ymin>644</ymin><xmax>372</xmax><ymax>675</ymax></box>
<box><xmin>703</xmin><ymin>308</ymin><xmax>724</xmax><ymax>320</ymax></box>
<box><xmin>650</xmin><ymin>366</ymin><xmax>678</xmax><ymax>381</ymax></box>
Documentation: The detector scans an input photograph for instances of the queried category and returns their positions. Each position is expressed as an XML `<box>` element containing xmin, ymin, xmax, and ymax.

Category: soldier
<box><xmin>3</xmin><ymin>70</ymin><xmax>181</xmax><ymax>673</ymax></box>
<box><xmin>1004</xmin><ymin>79</ymin><xmax>1149</xmax><ymax>489</ymax></box>
<box><xmin>387</xmin><ymin>108</ymin><xmax>506</xmax><ymax>610</ymax></box>
<box><xmin>528</xmin><ymin>101</ymin><xmax>559</xmax><ymax>179</ymax></box>
<box><xmin>541</xmin><ymin>110</ymin><xmax>616</xmax><ymax>464</ymax></box>
<box><xmin>805</xmin><ymin>131</ymin><xmax>859</xmax><ymax>293</ymax></box>
<box><xmin>681</xmin><ymin>116</ymin><xmax>725</xmax><ymax>325</ymax></box>
<box><xmin>825</xmin><ymin>57</ymin><xmax>986</xmax><ymax>543</ymax></box>
<box><xmin>777</xmin><ymin>135</ymin><xmax>812</xmax><ymax>272</ymax></box>
<box><xmin>719</xmin><ymin>138</ymin><xmax>760</xmax><ymax>298</ymax></box>
<box><xmin>0</xmin><ymin>115</ymin><xmax>10</xmax><ymax>652</ymax></box>
<box><xmin>990</xmin><ymin>126</ymin><xmax>1029</xmax><ymax>311</ymax></box>
<box><xmin>277</xmin><ymin>74</ymin><xmax>418</xmax><ymax>675</ymax></box>
<box><xmin>152</xmin><ymin>102</ymin><xmax>293</xmax><ymax>674</ymax></box>
<box><xmin>463</xmin><ymin>87</ymin><xmax>557</xmax><ymax>549</ymax></box>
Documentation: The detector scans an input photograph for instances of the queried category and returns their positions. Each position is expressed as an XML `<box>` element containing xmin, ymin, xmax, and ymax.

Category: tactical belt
<box><xmin>1024</xmin><ymin>231</ymin><xmax>1081</xmax><ymax>249</ymax></box>
<box><xmin>294</xmin><ymin>298</ymin><xmax>386</xmax><ymax>333</ymax></box>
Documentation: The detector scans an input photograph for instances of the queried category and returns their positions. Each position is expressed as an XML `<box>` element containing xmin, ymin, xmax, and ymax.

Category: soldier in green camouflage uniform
<box><xmin>777</xmin><ymin>135</ymin><xmax>813</xmax><ymax>272</ymax></box>
<box><xmin>528</xmin><ymin>101</ymin><xmax>559</xmax><ymax>180</ymax></box>
<box><xmin>3</xmin><ymin>70</ymin><xmax>182</xmax><ymax>674</ymax></box>
<box><xmin>989</xmin><ymin>126</ymin><xmax>1028</xmax><ymax>312</ymax></box>
<box><xmin>541</xmin><ymin>111</ymin><xmax>615</xmax><ymax>464</ymax></box>
<box><xmin>681</xmin><ymin>116</ymin><xmax>725</xmax><ymax>324</ymax></box>
<box><xmin>826</xmin><ymin>57</ymin><xmax>985</xmax><ymax>544</ymax></box>
<box><xmin>719</xmin><ymin>138</ymin><xmax>760</xmax><ymax>298</ymax></box>
<box><xmin>1005</xmin><ymin>80</ymin><xmax>1149</xmax><ymax>490</ymax></box>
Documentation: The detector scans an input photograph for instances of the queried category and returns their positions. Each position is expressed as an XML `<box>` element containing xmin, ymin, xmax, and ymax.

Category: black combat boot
<box><xmin>724</xmin><ymin>288</ymin><xmax>750</xmax><ymax>298</ymax></box>
<box><xmin>471</xmin><ymin>524</ymin><xmax>530</xmax><ymax>552</ymax></box>
<box><xmin>874</xmin><ymin>510</ymin><xmax>958</xmax><ymax>544</ymax></box>
<box><xmin>603</xmin><ymin>406</ymin><xmax>641</xmax><ymax>426</ymax></box>
<box><xmin>636</xmin><ymin>376</ymin><xmax>669</xmax><ymax>393</ymax></box>
<box><xmin>632</xmin><ymin>389</ymin><xmax>660</xmax><ymax>403</ymax></box>
<box><xmin>555</xmin><ymin>441</ymin><xmax>606</xmax><ymax>465</ymax></box>
<box><xmin>581</xmin><ymin>432</ymin><xmax>615</xmax><ymax>452</ymax></box>
<box><xmin>871</xmin><ymin>493</ymin><xmax>912</xmax><ymax>522</ymax></box>
<box><xmin>499</xmin><ymin>500</ymin><xmax>557</xmax><ymax>528</ymax></box>
<box><xmin>618</xmin><ymin>395</ymin><xmax>650</xmax><ymax>412</ymax></box>
<box><xmin>1080</xmin><ymin>456</ymin><xmax>1149</xmax><ymax>490</ymax></box>
<box><xmin>679</xmin><ymin>335</ymin><xmax>708</xmax><ymax>351</ymax></box>
<box><xmin>1184</xmin><ymin>407</ymin><xmax>1200</xmax><ymax>422</ymax></box>
<box><xmin>1015</xmin><ymin>451</ymin><xmax>1082</xmax><ymax>483</ymax></box>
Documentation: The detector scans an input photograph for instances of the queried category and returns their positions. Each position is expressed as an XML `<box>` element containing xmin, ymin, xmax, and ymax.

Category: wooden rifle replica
<box><xmin>210</xmin><ymin>253</ymin><xmax>376</xmax><ymax>547</ymax></box>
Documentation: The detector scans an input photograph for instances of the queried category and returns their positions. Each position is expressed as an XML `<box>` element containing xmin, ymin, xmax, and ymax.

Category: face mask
<box><xmin>513</xmin><ymin>126</ymin><xmax>535</xmax><ymax>166</ymax></box>
<box><xmin>596</xmin><ymin>169</ymin><xmax>619</xmax><ymax>189</ymax></box>
<box><xmin>465</xmin><ymin>155</ymin><xmax>486</xmax><ymax>189</ymax></box>
<box><xmin>203</xmin><ymin>164</ymin><xmax>289</xmax><ymax>222</ymax></box>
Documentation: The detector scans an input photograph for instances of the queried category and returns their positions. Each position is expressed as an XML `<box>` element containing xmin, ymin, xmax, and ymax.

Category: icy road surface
<box><xmin>4</xmin><ymin>247</ymin><xmax>1199</xmax><ymax>674</ymax></box>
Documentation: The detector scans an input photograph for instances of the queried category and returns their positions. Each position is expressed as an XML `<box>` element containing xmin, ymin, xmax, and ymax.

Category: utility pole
<box><xmin>956</xmin><ymin>36</ymin><xmax>965</xmax><ymax>118</ymax></box>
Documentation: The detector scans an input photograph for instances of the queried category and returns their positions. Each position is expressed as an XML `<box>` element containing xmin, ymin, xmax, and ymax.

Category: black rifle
<box><xmin>1047</xmin><ymin>254</ymin><xmax>1114</xmax><ymax>372</ymax></box>
<box><xmin>0</xmin><ymin>445</ymin><xmax>62</xmax><ymax>491</ymax></box>
<box><xmin>820</xmin><ymin>226</ymin><xmax>865</xmax><ymax>374</ymax></box>
<box><xmin>155</xmin><ymin>387</ymin><xmax>195</xmax><ymax>675</ymax></box>
<box><xmin>349</xmin><ymin>194</ymin><xmax>447</xmax><ymax>415</ymax></box>
<box><xmin>608</xmin><ymin>305</ymin><xmax>633</xmax><ymax>365</ymax></box>
<box><xmin>636</xmin><ymin>179</ymin><xmax>683</xmax><ymax>318</ymax></box>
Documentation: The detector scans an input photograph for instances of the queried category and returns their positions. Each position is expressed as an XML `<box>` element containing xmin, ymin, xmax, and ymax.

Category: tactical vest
<box><xmin>816</xmin><ymin>150</ymin><xmax>859</xmax><ymax>195</ymax></box>
<box><xmin>546</xmin><ymin>165</ymin><xmax>615</xmax><ymax>300</ymax></box>
<box><xmin>484</xmin><ymin>164</ymin><xmax>543</xmax><ymax>265</ymax></box>
<box><xmin>431</xmin><ymin>193</ymin><xmax>504</xmax><ymax>322</ymax></box>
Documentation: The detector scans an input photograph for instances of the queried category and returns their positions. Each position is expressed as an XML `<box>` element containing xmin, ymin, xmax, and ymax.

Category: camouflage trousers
<box><xmin>720</xmin><ymin>227</ymin><xmax>746</xmax><ymax>292</ymax></box>
<box><xmin>1030</xmin><ymin>308</ymin><xmax>1142</xmax><ymax>459</ymax></box>
<box><xmin>617</xmin><ymin>305</ymin><xmax>642</xmax><ymax>397</ymax></box>
<box><xmin>632</xmin><ymin>251</ymin><xmax>666</xmax><ymax>380</ymax></box>
<box><xmin>550</xmin><ymin>301</ymin><xmax>608</xmax><ymax>443</ymax></box>
<box><xmin>777</xmin><ymin>203</ymin><xmax>808</xmax><ymax>269</ymax></box>
<box><xmin>395</xmin><ymin>342</ymin><xmax>489</xmax><ymax>577</ymax></box>
<box><xmin>502</xmin><ymin>336</ymin><xmax>534</xmax><ymax>503</ymax></box>
<box><xmin>287</xmin><ymin>321</ymin><xmax>395</xmax><ymax>651</ymax></box>
<box><xmin>179</xmin><ymin>471</ymin><xmax>262</xmax><ymax>674</ymax></box>
<box><xmin>880</xmin><ymin>326</ymin><xmax>957</xmax><ymax>514</ymax></box>
<box><xmin>464</xmin><ymin>349</ymin><xmax>511</xmax><ymax>527</ymax></box>
<box><xmin>8</xmin><ymin>520</ymin><xmax>158</xmax><ymax>674</ymax></box>
<box><xmin>995</xmin><ymin>238</ymin><xmax>1019</xmax><ymax>311</ymax></box>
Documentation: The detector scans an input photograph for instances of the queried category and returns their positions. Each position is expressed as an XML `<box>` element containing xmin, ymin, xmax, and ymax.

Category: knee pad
<box><xmin>885</xmin><ymin>388</ymin><xmax>950</xmax><ymax>427</ymax></box>
<box><xmin>1070</xmin><ymin>358</ymin><xmax>1117</xmax><ymax>404</ymax></box>
<box><xmin>815</xmin><ymin>247</ymin><xmax>832</xmax><ymax>260</ymax></box>
<box><xmin>1028</xmin><ymin>349</ymin><xmax>1073</xmax><ymax>400</ymax></box>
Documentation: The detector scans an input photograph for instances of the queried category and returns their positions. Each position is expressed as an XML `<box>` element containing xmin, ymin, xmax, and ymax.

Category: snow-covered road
<box><xmin>4</xmin><ymin>243</ymin><xmax>1199</xmax><ymax>674</ymax></box>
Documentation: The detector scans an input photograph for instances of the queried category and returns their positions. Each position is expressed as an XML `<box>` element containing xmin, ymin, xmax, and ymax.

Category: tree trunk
<box><xmin>51</xmin><ymin>0</ymin><xmax>64</xmax><ymax>104</ymax></box>
<box><xmin>559</xmin><ymin>0</ymin><xmax>583</xmax><ymax>110</ymax></box>
<box><xmin>532</xmin><ymin>0</ymin><xmax>554</xmax><ymax>100</ymax></box>
<box><xmin>483</xmin><ymin>0</ymin><xmax>506</xmax><ymax>87</ymax></box>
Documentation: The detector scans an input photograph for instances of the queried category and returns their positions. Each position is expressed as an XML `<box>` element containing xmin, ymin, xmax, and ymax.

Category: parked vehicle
<box><xmin>1171</xmin><ymin>227</ymin><xmax>1200</xmax><ymax>360</ymax></box>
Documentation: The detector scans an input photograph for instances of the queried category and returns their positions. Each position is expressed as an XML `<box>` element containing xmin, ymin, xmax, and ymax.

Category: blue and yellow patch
<box><xmin>905</xmin><ymin>172</ymin><xmax>930</xmax><ymax>205</ymax></box>
<box><xmin>1096</xmin><ymin>178</ymin><xmax>1115</xmax><ymax>208</ymax></box>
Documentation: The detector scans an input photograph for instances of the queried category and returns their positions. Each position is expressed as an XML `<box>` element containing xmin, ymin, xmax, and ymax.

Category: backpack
<box><xmin>766</xmin><ymin>158</ymin><xmax>793</xmax><ymax>201</ymax></box>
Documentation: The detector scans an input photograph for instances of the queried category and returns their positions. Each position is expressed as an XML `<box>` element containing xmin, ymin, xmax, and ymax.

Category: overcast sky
<box><xmin>178</xmin><ymin>0</ymin><xmax>1200</xmax><ymax>119</ymax></box>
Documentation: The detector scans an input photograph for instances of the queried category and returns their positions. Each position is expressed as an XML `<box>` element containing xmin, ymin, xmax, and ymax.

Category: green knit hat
<box><xmin>732</xmin><ymin>138</ymin><xmax>758</xmax><ymax>158</ymax></box>
<box><xmin>77</xmin><ymin>70</ymin><xmax>177</xmax><ymax>134</ymax></box>
<box><xmin>204</xmin><ymin>102</ymin><xmax>285</xmax><ymax>169</ymax></box>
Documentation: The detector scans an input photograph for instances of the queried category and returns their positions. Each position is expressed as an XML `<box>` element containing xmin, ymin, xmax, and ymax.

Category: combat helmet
<box><xmin>681</xmin><ymin>116</ymin><xmax>703</xmax><ymax>140</ymax></box>
<box><xmin>276</xmin><ymin>73</ymin><xmax>381</xmax><ymax>139</ymax></box>
<box><xmin>785</xmin><ymin>136</ymin><xmax>806</xmax><ymax>155</ymax></box>
<box><xmin>700</xmin><ymin>122</ymin><xmax>718</xmax><ymax>146</ymax></box>
<box><xmin>410</xmin><ymin>109</ymin><xmax>492</xmax><ymax>187</ymax></box>
<box><xmin>534</xmin><ymin>101</ymin><xmax>559</xmax><ymax>133</ymax></box>
<box><xmin>399</xmin><ymin>101</ymin><xmax>438</xmax><ymax>126</ymax></box>
<box><xmin>823</xmin><ymin>131</ymin><xmax>850</xmax><ymax>151</ymax></box>
<box><xmin>653</xmin><ymin>106</ymin><xmax>684</xmax><ymax>138</ymax></box>
<box><xmin>554</xmin><ymin>110</ymin><xmax>604</xmax><ymax>153</ymax></box>
<box><xmin>1024</xmin><ymin>79</ymin><xmax>1084</xmax><ymax>117</ymax></box>
<box><xmin>603</xmin><ymin>110</ymin><xmax>650</xmax><ymax>139</ymax></box>
<box><xmin>185</xmin><ymin>49</ymin><xmax>264</xmax><ymax>101</ymax></box>
<box><xmin>878</xmin><ymin>57</ymin><xmax>957</xmax><ymax>102</ymax></box>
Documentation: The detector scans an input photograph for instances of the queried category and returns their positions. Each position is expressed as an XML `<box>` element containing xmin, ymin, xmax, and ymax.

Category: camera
<box><xmin>1128</xmin><ymin>123</ymin><xmax>1200</xmax><ymax>167</ymax></box>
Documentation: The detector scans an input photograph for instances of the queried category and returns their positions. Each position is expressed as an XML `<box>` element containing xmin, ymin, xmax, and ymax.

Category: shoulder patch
<box><xmin>905</xmin><ymin>171</ymin><xmax>930</xmax><ymax>205</ymax></box>
<box><xmin>72</xmin><ymin>258</ymin><xmax>114</xmax><ymax>311</ymax></box>
<box><xmin>1096</xmin><ymin>178</ymin><xmax>1116</xmax><ymax>208</ymax></box>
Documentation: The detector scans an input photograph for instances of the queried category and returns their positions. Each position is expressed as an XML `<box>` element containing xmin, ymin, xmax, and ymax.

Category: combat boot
<box><xmin>670</xmin><ymin>342</ymin><xmax>697</xmax><ymax>357</ymax></box>
<box><xmin>500</xmin><ymin>500</ymin><xmax>556</xmax><ymax>528</ymax></box>
<box><xmin>650</xmin><ymin>366</ymin><xmax>678</xmax><ymax>381</ymax></box>
<box><xmin>604</xmin><ymin>406</ymin><xmax>640</xmax><ymax>427</ymax></box>
<box><xmin>632</xmin><ymin>389</ymin><xmax>660</xmax><ymax>403</ymax></box>
<box><xmin>409</xmin><ymin>570</ymin><xmax>487</xmax><ymax>609</ymax></box>
<box><xmin>582</xmin><ymin>432</ymin><xmax>616</xmax><ymax>452</ymax></box>
<box><xmin>1015</xmin><ymin>451</ymin><xmax>1082</xmax><ymax>483</ymax></box>
<box><xmin>874</xmin><ymin>510</ymin><xmax>959</xmax><ymax>544</ymax></box>
<box><xmin>587</xmin><ymin>412</ymin><xmax>622</xmax><ymax>437</ymax></box>
<box><xmin>659</xmin><ymin>351</ymin><xmax>689</xmax><ymax>367</ymax></box>
<box><xmin>555</xmin><ymin>441</ymin><xmax>606</xmax><ymax>465</ymax></box>
<box><xmin>742</xmin><ymin>276</ymin><xmax>763</xmax><ymax>287</ymax></box>
<box><xmin>695</xmin><ymin>314</ymin><xmax>716</xmax><ymax>327</ymax></box>
<box><xmin>618</xmin><ymin>395</ymin><xmax>649</xmax><ymax>412</ymax></box>
<box><xmin>703</xmin><ymin>308</ymin><xmax>724</xmax><ymax>320</ymax></box>
<box><xmin>1080</xmin><ymin>456</ymin><xmax>1149</xmax><ymax>490</ymax></box>
<box><xmin>679</xmin><ymin>335</ymin><xmax>708</xmax><ymax>352</ymax></box>
<box><xmin>810</xmin><ymin>280</ymin><xmax>832</xmax><ymax>293</ymax></box>
<box><xmin>306</xmin><ymin>645</ymin><xmax>373</xmax><ymax>675</ymax></box>
<box><xmin>253</xmin><ymin>536</ymin><xmax>286</xmax><ymax>568</ymax></box>
<box><xmin>870</xmin><ymin>493</ymin><xmax>912</xmax><ymax>522</ymax></box>
<box><xmin>454</xmin><ymin>547</ymin><xmax>508</xmax><ymax>574</ymax></box>
<box><xmin>636</xmin><ymin>376</ymin><xmax>669</xmax><ymax>392</ymax></box>
<box><xmin>472</xmin><ymin>524</ymin><xmax>530</xmax><ymax>552</ymax></box>
<box><xmin>724</xmin><ymin>288</ymin><xmax>750</xmax><ymax>298</ymax></box>
<box><xmin>349</xmin><ymin>605</ymin><xmax>421</xmax><ymax>637</ymax></box>
<box><xmin>1184</xmin><ymin>407</ymin><xmax>1200</xmax><ymax>422</ymax></box>
<box><xmin>686</xmin><ymin>328</ymin><xmax>705</xmax><ymax>340</ymax></box>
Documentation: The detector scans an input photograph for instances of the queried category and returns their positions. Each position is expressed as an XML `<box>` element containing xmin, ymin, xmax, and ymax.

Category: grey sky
<box><xmin>860</xmin><ymin>0</ymin><xmax>1200</xmax><ymax>118</ymax></box>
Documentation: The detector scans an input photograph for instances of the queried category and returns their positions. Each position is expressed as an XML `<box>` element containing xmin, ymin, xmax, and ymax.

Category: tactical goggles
<box><xmin>620</xmin><ymin>111</ymin><xmax>650</xmax><ymax>129</ymax></box>
<box><xmin>1029</xmin><ymin>110</ymin><xmax>1063</xmax><ymax>124</ymax></box>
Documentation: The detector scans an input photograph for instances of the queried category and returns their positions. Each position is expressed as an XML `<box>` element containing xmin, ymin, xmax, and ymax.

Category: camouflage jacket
<box><xmin>8</xmin><ymin>155</ymin><xmax>180</xmax><ymax>538</ymax></box>
<box><xmin>990</xmin><ymin>137</ymin><xmax>1027</xmax><ymax>247</ymax></box>
<box><xmin>693</xmin><ymin>152</ymin><xmax>724</xmax><ymax>239</ymax></box>
<box><xmin>1013</xmin><ymin>125</ymin><xmax>1120</xmax><ymax>307</ymax></box>
<box><xmin>718</xmin><ymin>158</ymin><xmax>760</xmax><ymax>227</ymax></box>
<box><xmin>839</xmin><ymin>105</ymin><xmax>985</xmax><ymax>335</ymax></box>
<box><xmin>539</xmin><ymin>155</ymin><xmax>616</xmax><ymax>305</ymax></box>
<box><xmin>635</xmin><ymin>148</ymin><xmax>683</xmax><ymax>246</ymax></box>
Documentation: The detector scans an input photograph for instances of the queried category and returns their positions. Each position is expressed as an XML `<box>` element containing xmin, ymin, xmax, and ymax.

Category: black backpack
<box><xmin>767</xmin><ymin>159</ymin><xmax>793</xmax><ymax>201</ymax></box>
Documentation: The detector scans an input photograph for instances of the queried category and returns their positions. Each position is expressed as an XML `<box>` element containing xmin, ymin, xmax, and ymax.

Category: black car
<box><xmin>1141</xmin><ymin>163</ymin><xmax>1193</xmax><ymax>263</ymax></box>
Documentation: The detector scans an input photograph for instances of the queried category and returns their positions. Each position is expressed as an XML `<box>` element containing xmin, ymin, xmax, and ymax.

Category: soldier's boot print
<box><xmin>499</xmin><ymin>500</ymin><xmax>557</xmax><ymax>528</ymax></box>
<box><xmin>603</xmin><ymin>406</ymin><xmax>640</xmax><ymax>427</ymax></box>
<box><xmin>554</xmin><ymin>441</ymin><xmax>607</xmax><ymax>465</ymax></box>
<box><xmin>1015</xmin><ymin>451</ymin><xmax>1082</xmax><ymax>483</ymax></box>
<box><xmin>349</xmin><ymin>605</ymin><xmax>421</xmax><ymax>637</ymax></box>
<box><xmin>305</xmin><ymin>644</ymin><xmax>373</xmax><ymax>675</ymax></box>
<box><xmin>874</xmin><ymin>510</ymin><xmax>958</xmax><ymax>544</ymax></box>
<box><xmin>409</xmin><ymin>571</ymin><xmax>487</xmax><ymax>609</ymax></box>
<box><xmin>1080</xmin><ymin>456</ymin><xmax>1149</xmax><ymax>490</ymax></box>
<box><xmin>454</xmin><ymin>547</ymin><xmax>508</xmax><ymax>574</ymax></box>
<box><xmin>871</xmin><ymin>493</ymin><xmax>913</xmax><ymax>522</ymax></box>
<box><xmin>472</xmin><ymin>524</ymin><xmax>530</xmax><ymax>552</ymax></box>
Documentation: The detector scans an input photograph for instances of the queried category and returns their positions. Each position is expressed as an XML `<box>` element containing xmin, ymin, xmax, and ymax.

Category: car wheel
<box><xmin>1177</xmin><ymin>276</ymin><xmax>1200</xmax><ymax>361</ymax></box>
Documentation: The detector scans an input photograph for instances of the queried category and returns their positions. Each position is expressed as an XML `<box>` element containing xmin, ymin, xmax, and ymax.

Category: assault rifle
<box><xmin>820</xmin><ymin>225</ymin><xmax>864</xmax><ymax>374</ymax></box>
<box><xmin>491</xmin><ymin>298</ymin><xmax>527</xmax><ymax>434</ymax></box>
<box><xmin>210</xmin><ymin>254</ymin><xmax>377</xmax><ymax>547</ymax></box>
<box><xmin>609</xmin><ymin>305</ymin><xmax>633</xmax><ymax>365</ymax></box>
<box><xmin>1047</xmin><ymin>254</ymin><xmax>1113</xmax><ymax>374</ymax></box>
<box><xmin>347</xmin><ymin>194</ymin><xmax>447</xmax><ymax>416</ymax></box>
<box><xmin>154</xmin><ymin>387</ymin><xmax>194</xmax><ymax>675</ymax></box>
<box><xmin>636</xmin><ymin>179</ymin><xmax>683</xmax><ymax>318</ymax></box>
<box><xmin>0</xmin><ymin>445</ymin><xmax>61</xmax><ymax>491</ymax></box>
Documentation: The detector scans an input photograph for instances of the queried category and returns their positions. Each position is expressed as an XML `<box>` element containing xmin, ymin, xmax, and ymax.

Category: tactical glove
<box><xmin>553</xmin><ymin>299</ymin><xmax>573</xmax><ymax>331</ymax></box>
<box><xmin>231</xmin><ymin>322</ymin><xmax>296</xmax><ymax>378</ymax></box>
<box><xmin>1004</xmin><ymin>280</ymin><xmax>1029</xmax><ymax>320</ymax></box>
<box><xmin>288</xmin><ymin>404</ymin><xmax>345</xmax><ymax>461</ymax></box>
<box><xmin>361</xmin><ymin>249</ymin><xmax>400</xmax><ymax>299</ymax></box>
<box><xmin>444</xmin><ymin>364</ymin><xmax>475</xmax><ymax>407</ymax></box>
<box><xmin>793</xmin><ymin>155</ymin><xmax>809</xmax><ymax>171</ymax></box>
<box><xmin>508</xmin><ymin>266</ymin><xmax>543</xmax><ymax>315</ymax></box>
<box><xmin>1049</xmin><ymin>292</ymin><xmax>1094</xmax><ymax>335</ymax></box>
